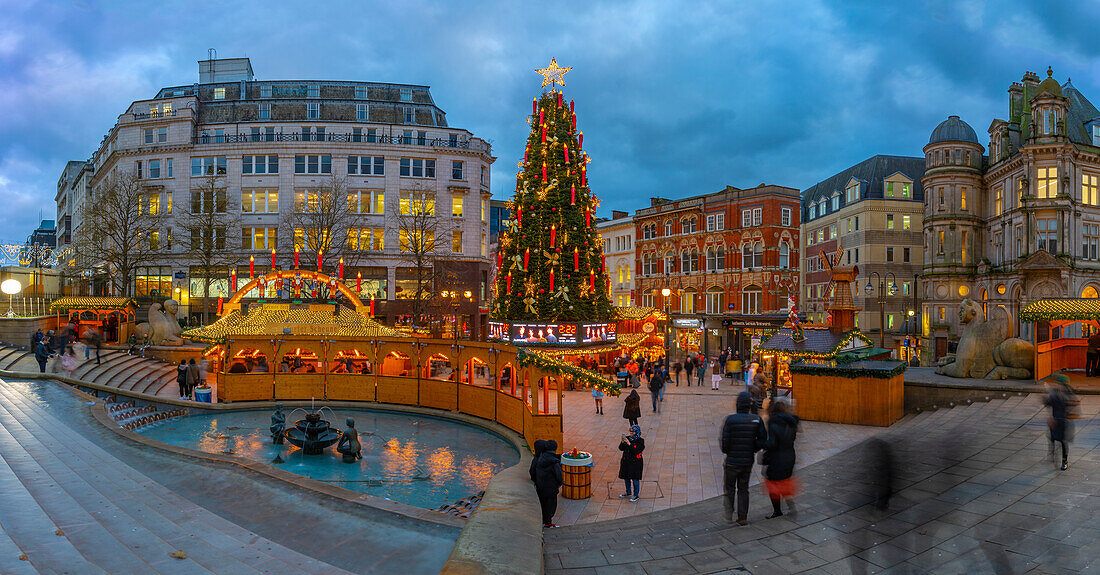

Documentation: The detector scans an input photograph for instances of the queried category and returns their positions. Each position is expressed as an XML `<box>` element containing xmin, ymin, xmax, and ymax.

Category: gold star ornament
<box><xmin>536</xmin><ymin>58</ymin><xmax>572</xmax><ymax>88</ymax></box>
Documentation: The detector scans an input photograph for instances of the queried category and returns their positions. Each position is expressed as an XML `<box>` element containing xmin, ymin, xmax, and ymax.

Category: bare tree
<box><xmin>395</xmin><ymin>187</ymin><xmax>455</xmax><ymax>329</ymax></box>
<box><xmin>177</xmin><ymin>173</ymin><xmax>241</xmax><ymax>325</ymax></box>
<box><xmin>281</xmin><ymin>174</ymin><xmax>360</xmax><ymax>267</ymax></box>
<box><xmin>73</xmin><ymin>170</ymin><xmax>156</xmax><ymax>296</ymax></box>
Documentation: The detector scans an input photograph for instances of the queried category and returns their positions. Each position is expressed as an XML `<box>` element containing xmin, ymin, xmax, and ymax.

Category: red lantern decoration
<box><xmin>249</xmin><ymin>255</ymin><xmax>255</xmax><ymax>278</ymax></box>
<box><xmin>574</xmin><ymin>247</ymin><xmax>579</xmax><ymax>271</ymax></box>
<box><xmin>338</xmin><ymin>257</ymin><xmax>344</xmax><ymax>280</ymax></box>
<box><xmin>550</xmin><ymin>225</ymin><xmax>556</xmax><ymax>248</ymax></box>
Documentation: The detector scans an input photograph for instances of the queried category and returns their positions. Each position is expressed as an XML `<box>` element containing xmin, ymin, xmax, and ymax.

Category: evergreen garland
<box><xmin>516</xmin><ymin>348</ymin><xmax>621</xmax><ymax>396</ymax></box>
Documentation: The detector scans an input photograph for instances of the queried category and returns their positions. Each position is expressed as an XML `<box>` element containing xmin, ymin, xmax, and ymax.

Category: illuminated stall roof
<box><xmin>612</xmin><ymin>306</ymin><xmax>667</xmax><ymax>321</ymax></box>
<box><xmin>50</xmin><ymin>296</ymin><xmax>137</xmax><ymax>312</ymax></box>
<box><xmin>1020</xmin><ymin>298</ymin><xmax>1100</xmax><ymax>322</ymax></box>
<box><xmin>756</xmin><ymin>328</ymin><xmax>872</xmax><ymax>359</ymax></box>
<box><xmin>183</xmin><ymin>304</ymin><xmax>401</xmax><ymax>344</ymax></box>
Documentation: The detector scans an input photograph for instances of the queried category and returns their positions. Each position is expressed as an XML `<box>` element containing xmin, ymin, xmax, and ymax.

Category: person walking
<box><xmin>618</xmin><ymin>425</ymin><xmax>645</xmax><ymax>502</ymax></box>
<box><xmin>720</xmin><ymin>391</ymin><xmax>768</xmax><ymax>525</ymax></box>
<box><xmin>711</xmin><ymin>361</ymin><xmax>723</xmax><ymax>390</ymax></box>
<box><xmin>626</xmin><ymin>359</ymin><xmax>639</xmax><ymax>388</ymax></box>
<box><xmin>729</xmin><ymin>353</ymin><xmax>743</xmax><ymax>387</ymax></box>
<box><xmin>85</xmin><ymin>327</ymin><xmax>102</xmax><ymax>365</ymax></box>
<box><xmin>1043</xmin><ymin>375</ymin><xmax>1075</xmax><ymax>471</ymax></box>
<box><xmin>176</xmin><ymin>360</ymin><xmax>189</xmax><ymax>399</ymax></box>
<box><xmin>648</xmin><ymin>368</ymin><xmax>665</xmax><ymax>413</ymax></box>
<box><xmin>622</xmin><ymin>389</ymin><xmax>641</xmax><ymax>427</ymax></box>
<box><xmin>186</xmin><ymin>358</ymin><xmax>201</xmax><ymax>399</ymax></box>
<box><xmin>592</xmin><ymin>386</ymin><xmax>605</xmax><ymax>414</ymax></box>
<box><xmin>61</xmin><ymin>345</ymin><xmax>77</xmax><ymax>378</ymax></box>
<box><xmin>534</xmin><ymin>439</ymin><xmax>563</xmax><ymax>528</ymax></box>
<box><xmin>33</xmin><ymin>340</ymin><xmax>49</xmax><ymax>373</ymax></box>
<box><xmin>1087</xmin><ymin>331</ymin><xmax>1100</xmax><ymax>376</ymax></box>
<box><xmin>672</xmin><ymin>359</ymin><xmax>682</xmax><ymax>386</ymax></box>
<box><xmin>750</xmin><ymin>372</ymin><xmax>768</xmax><ymax>414</ymax></box>
<box><xmin>31</xmin><ymin>328</ymin><xmax>44</xmax><ymax>352</ymax></box>
<box><xmin>762</xmin><ymin>398</ymin><xmax>799</xmax><ymax>518</ymax></box>
<box><xmin>696</xmin><ymin>356</ymin><xmax>706</xmax><ymax>387</ymax></box>
<box><xmin>745</xmin><ymin>361</ymin><xmax>757</xmax><ymax>389</ymax></box>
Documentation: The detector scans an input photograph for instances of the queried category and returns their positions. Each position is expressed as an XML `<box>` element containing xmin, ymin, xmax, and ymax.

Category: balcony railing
<box><xmin>193</xmin><ymin>131</ymin><xmax>490</xmax><ymax>153</ymax></box>
<box><xmin>131</xmin><ymin>110</ymin><xmax>179</xmax><ymax>120</ymax></box>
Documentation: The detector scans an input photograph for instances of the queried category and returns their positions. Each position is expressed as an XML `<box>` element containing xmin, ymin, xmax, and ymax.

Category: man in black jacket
<box><xmin>533</xmin><ymin>439</ymin><xmax>563</xmax><ymax>528</ymax></box>
<box><xmin>720</xmin><ymin>391</ymin><xmax>768</xmax><ymax>524</ymax></box>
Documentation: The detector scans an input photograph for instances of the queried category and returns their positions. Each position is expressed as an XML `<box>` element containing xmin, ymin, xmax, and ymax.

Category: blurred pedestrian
<box><xmin>720</xmin><ymin>391</ymin><xmax>767</xmax><ymax>525</ymax></box>
<box><xmin>648</xmin><ymin>367</ymin><xmax>665</xmax><ymax>413</ymax></box>
<box><xmin>696</xmin><ymin>356</ymin><xmax>706</xmax><ymax>386</ymax></box>
<box><xmin>750</xmin><ymin>372</ymin><xmax>768</xmax><ymax>414</ymax></box>
<box><xmin>762</xmin><ymin>398</ymin><xmax>799</xmax><ymax>518</ymax></box>
<box><xmin>185</xmin><ymin>358</ymin><xmax>200</xmax><ymax>400</ymax></box>
<box><xmin>672</xmin><ymin>359</ymin><xmax>682</xmax><ymax>386</ymax></box>
<box><xmin>711</xmin><ymin>361</ymin><xmax>723</xmax><ymax>390</ymax></box>
<box><xmin>33</xmin><ymin>340</ymin><xmax>49</xmax><ymax>373</ymax></box>
<box><xmin>534</xmin><ymin>439</ymin><xmax>563</xmax><ymax>528</ymax></box>
<box><xmin>622</xmin><ymin>389</ymin><xmax>641</xmax><ymax>427</ymax></box>
<box><xmin>1088</xmin><ymin>331</ymin><xmax>1100</xmax><ymax>376</ymax></box>
<box><xmin>1043</xmin><ymin>374</ymin><xmax>1075</xmax><ymax>470</ymax></box>
<box><xmin>61</xmin><ymin>345</ymin><xmax>77</xmax><ymax>378</ymax></box>
<box><xmin>618</xmin><ymin>425</ymin><xmax>645</xmax><ymax>502</ymax></box>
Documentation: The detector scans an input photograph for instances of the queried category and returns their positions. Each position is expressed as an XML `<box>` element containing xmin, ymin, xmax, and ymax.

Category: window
<box><xmin>190</xmin><ymin>189</ymin><xmax>227</xmax><ymax>213</ymax></box>
<box><xmin>307</xmin><ymin>103</ymin><xmax>319</xmax><ymax>120</ymax></box>
<box><xmin>347</xmin><ymin>156</ymin><xmax>384</xmax><ymax>176</ymax></box>
<box><xmin>402</xmin><ymin>107</ymin><xmax>415</xmax><ymax>123</ymax></box>
<box><xmin>482</xmin><ymin>233</ymin><xmax>487</xmax><ymax>257</ymax></box>
<box><xmin>147</xmin><ymin>230</ymin><xmax>160</xmax><ymax>251</ymax></box>
<box><xmin>741</xmin><ymin>243</ymin><xmax>762</xmax><ymax>268</ymax></box>
<box><xmin>1083</xmin><ymin>224</ymin><xmax>1100</xmax><ymax>261</ymax></box>
<box><xmin>451</xmin><ymin>195</ymin><xmax>464</xmax><ymax>217</ymax></box>
<box><xmin>242</xmin><ymin>190</ymin><xmax>279</xmax><ymax>213</ymax></box>
<box><xmin>641</xmin><ymin>254</ymin><xmax>657</xmax><ymax>276</ymax></box>
<box><xmin>887</xmin><ymin>214</ymin><xmax>895</xmax><ymax>230</ymax></box>
<box><xmin>356</xmin><ymin>104</ymin><xmax>368</xmax><ymax>121</ymax></box>
<box><xmin>452</xmin><ymin>231</ymin><xmax>463</xmax><ymax>253</ymax></box>
<box><xmin>663</xmin><ymin>251</ymin><xmax>675</xmax><ymax>273</ymax></box>
<box><xmin>902</xmin><ymin>183</ymin><xmax>911</xmax><ymax>198</ymax></box>
<box><xmin>452</xmin><ymin>160</ymin><xmax>464</xmax><ymax>180</ymax></box>
<box><xmin>259</xmin><ymin>103</ymin><xmax>270</xmax><ymax>120</ymax></box>
<box><xmin>960</xmin><ymin>186</ymin><xmax>967</xmax><ymax>210</ymax></box>
<box><xmin>348</xmin><ymin>190</ymin><xmax>384</xmax><ymax>214</ymax></box>
<box><xmin>308</xmin><ymin>85</ymin><xmax>319</xmax><ymax>98</ymax></box>
<box><xmin>399</xmin><ymin>158</ymin><xmax>435</xmax><ymax>178</ymax></box>
<box><xmin>1084</xmin><ymin>174</ymin><xmax>1099</xmax><ymax>206</ymax></box>
<box><xmin>902</xmin><ymin>215</ymin><xmax>911</xmax><ymax>230</ymax></box>
<box><xmin>259</xmin><ymin>85</ymin><xmax>272</xmax><ymax>98</ymax></box>
<box><xmin>190</xmin><ymin>156</ymin><xmax>227</xmax><ymax>176</ymax></box>
<box><xmin>808</xmin><ymin>204</ymin><xmax>816</xmax><ymax>220</ymax></box>
<box><xmin>1016</xmin><ymin>225</ymin><xmax>1023</xmax><ymax>258</ymax></box>
<box><xmin>938</xmin><ymin>188</ymin><xmax>945</xmax><ymax>209</ymax></box>
<box><xmin>141</xmin><ymin>193</ymin><xmax>160</xmax><ymax>215</ymax></box>
<box><xmin>706</xmin><ymin>213</ymin><xmax>724</xmax><ymax>231</ymax></box>
<box><xmin>752</xmin><ymin>208</ymin><xmax>762</xmax><ymax>226</ymax></box>
<box><xmin>994</xmin><ymin>186</ymin><xmax>1004</xmax><ymax>215</ymax></box>
<box><xmin>214</xmin><ymin>87</ymin><xmax>225</xmax><ymax>100</ymax></box>
<box><xmin>742</xmin><ymin>286</ymin><xmax>762</xmax><ymax>315</ymax></box>
<box><xmin>641</xmin><ymin>225</ymin><xmax>656</xmax><ymax>240</ymax></box>
<box><xmin>400</xmin><ymin>88</ymin><xmax>413</xmax><ymax>102</ymax></box>
<box><xmin>779</xmin><ymin>243</ymin><xmax>790</xmax><ymax>268</ymax></box>
<box><xmin>681</xmin><ymin>217</ymin><xmax>697</xmax><ymax>234</ymax></box>
<box><xmin>706</xmin><ymin>246</ymin><xmax>725</xmax><ymax>271</ymax></box>
<box><xmin>346</xmin><ymin>228</ymin><xmax>384</xmax><ymax>251</ymax></box>
<box><xmin>828</xmin><ymin>224</ymin><xmax>837</xmax><ymax>239</ymax></box>
<box><xmin>831</xmin><ymin>195</ymin><xmax>839</xmax><ymax>211</ymax></box>
<box><xmin>816</xmin><ymin>229</ymin><xmax>824</xmax><ymax>243</ymax></box>
<box><xmin>886</xmin><ymin>247</ymin><xmax>894</xmax><ymax>262</ymax></box>
<box><xmin>294</xmin><ymin>191</ymin><xmax>320</xmax><ymax>213</ymax></box>
<box><xmin>903</xmin><ymin>247</ymin><xmax>911</xmax><ymax>263</ymax></box>
<box><xmin>938</xmin><ymin>307</ymin><xmax>946</xmax><ymax>322</ymax></box>
<box><xmin>144</xmin><ymin>129</ymin><xmax>154</xmax><ymax>144</ymax></box>
<box><xmin>681</xmin><ymin>290</ymin><xmax>696</xmax><ymax>314</ymax></box>
<box><xmin>705</xmin><ymin>288</ymin><xmax>723</xmax><ymax>314</ymax></box>
<box><xmin>1093</xmin><ymin>125</ymin><xmax>1100</xmax><ymax>147</ymax></box>
<box><xmin>902</xmin><ymin>282</ymin><xmax>910</xmax><ymax>295</ymax></box>
<box><xmin>886</xmin><ymin>182</ymin><xmax>895</xmax><ymax>197</ymax></box>
<box><xmin>481</xmin><ymin>198</ymin><xmax>488</xmax><ymax>222</ymax></box>
<box><xmin>242</xmin><ymin>227</ymin><xmax>278</xmax><ymax>250</ymax></box>
<box><xmin>301</xmin><ymin>126</ymin><xmax>325</xmax><ymax>142</ymax></box>
<box><xmin>855</xmin><ymin>216</ymin><xmax>859</xmax><ymax>230</ymax></box>
<box><xmin>399</xmin><ymin>230</ymin><xmax>435</xmax><ymax>252</ymax></box>
<box><xmin>293</xmin><ymin>155</ymin><xmax>331</xmax><ymax>174</ymax></box>
<box><xmin>149</xmin><ymin>160</ymin><xmax>161</xmax><ymax>179</ymax></box>
<box><xmin>1037</xmin><ymin>166</ymin><xmax>1059</xmax><ymax>198</ymax></box>
<box><xmin>742</xmin><ymin>210</ymin><xmax>752</xmax><ymax>227</ymax></box>
<box><xmin>681</xmin><ymin>249</ymin><xmax>699</xmax><ymax>272</ymax></box>
<box><xmin>242</xmin><ymin>155</ymin><xmax>279</xmax><ymax>175</ymax></box>
<box><xmin>166</xmin><ymin>158</ymin><xmax>173</xmax><ymax>178</ymax></box>
<box><xmin>846</xmin><ymin>182</ymin><xmax>860</xmax><ymax>202</ymax></box>
<box><xmin>355</xmin><ymin>86</ymin><xmax>367</xmax><ymax>99</ymax></box>
<box><xmin>781</xmin><ymin>207</ymin><xmax>791</xmax><ymax>227</ymax></box>
<box><xmin>886</xmin><ymin>314</ymin><xmax>895</xmax><ymax>330</ymax></box>
<box><xmin>1037</xmin><ymin>218</ymin><xmax>1058</xmax><ymax>253</ymax></box>
<box><xmin>399</xmin><ymin>191</ymin><xmax>435</xmax><ymax>215</ymax></box>
<box><xmin>157</xmin><ymin>127</ymin><xmax>167</xmax><ymax>143</ymax></box>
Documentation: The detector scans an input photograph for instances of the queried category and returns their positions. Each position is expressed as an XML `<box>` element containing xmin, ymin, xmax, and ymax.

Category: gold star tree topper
<box><xmin>536</xmin><ymin>58</ymin><xmax>572</xmax><ymax>88</ymax></box>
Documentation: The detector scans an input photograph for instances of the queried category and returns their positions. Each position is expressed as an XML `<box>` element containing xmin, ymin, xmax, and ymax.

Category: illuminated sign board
<box><xmin>488</xmin><ymin>321</ymin><xmax>616</xmax><ymax>346</ymax></box>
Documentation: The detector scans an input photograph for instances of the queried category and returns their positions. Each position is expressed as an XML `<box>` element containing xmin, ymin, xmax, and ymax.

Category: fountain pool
<box><xmin>137</xmin><ymin>408</ymin><xmax>519</xmax><ymax>510</ymax></box>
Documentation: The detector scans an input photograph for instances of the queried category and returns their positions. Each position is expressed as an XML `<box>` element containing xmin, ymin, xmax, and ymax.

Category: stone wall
<box><xmin>0</xmin><ymin>316</ymin><xmax>61</xmax><ymax>349</ymax></box>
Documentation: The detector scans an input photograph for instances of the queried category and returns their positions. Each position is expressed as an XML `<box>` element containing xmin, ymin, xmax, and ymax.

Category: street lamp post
<box><xmin>2</xmin><ymin>279</ymin><xmax>22</xmax><ymax>318</ymax></box>
<box><xmin>661</xmin><ymin>287</ymin><xmax>672</xmax><ymax>365</ymax></box>
<box><xmin>865</xmin><ymin>272</ymin><xmax>897</xmax><ymax>349</ymax></box>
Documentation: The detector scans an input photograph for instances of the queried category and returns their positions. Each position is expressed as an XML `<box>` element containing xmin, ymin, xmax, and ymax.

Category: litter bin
<box><xmin>561</xmin><ymin>451</ymin><xmax>592</xmax><ymax>499</ymax></box>
<box><xmin>194</xmin><ymin>387</ymin><xmax>212</xmax><ymax>403</ymax></box>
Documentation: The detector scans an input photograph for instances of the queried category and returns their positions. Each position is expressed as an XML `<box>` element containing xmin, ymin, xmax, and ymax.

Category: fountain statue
<box><xmin>270</xmin><ymin>404</ymin><xmax>285</xmax><ymax>445</ymax></box>
<box><xmin>284</xmin><ymin>409</ymin><xmax>343</xmax><ymax>455</ymax></box>
<box><xmin>336</xmin><ymin>418</ymin><xmax>362</xmax><ymax>463</ymax></box>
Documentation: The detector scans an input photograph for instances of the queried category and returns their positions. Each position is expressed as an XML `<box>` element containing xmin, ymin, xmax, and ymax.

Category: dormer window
<box><xmin>817</xmin><ymin>199</ymin><xmax>825</xmax><ymax>215</ymax></box>
<box><xmin>1044</xmin><ymin>108</ymin><xmax>1053</xmax><ymax>135</ymax></box>
<box><xmin>831</xmin><ymin>194</ymin><xmax>839</xmax><ymax>211</ymax></box>
<box><xmin>846</xmin><ymin>181</ymin><xmax>860</xmax><ymax>202</ymax></box>
<box><xmin>1092</xmin><ymin>124</ymin><xmax>1100</xmax><ymax>147</ymax></box>
<box><xmin>809</xmin><ymin>204</ymin><xmax>817</xmax><ymax>219</ymax></box>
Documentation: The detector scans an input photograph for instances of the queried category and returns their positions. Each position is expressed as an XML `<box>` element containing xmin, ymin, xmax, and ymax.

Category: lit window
<box><xmin>241</xmin><ymin>227</ymin><xmax>278</xmax><ymax>250</ymax></box>
<box><xmin>214</xmin><ymin>87</ymin><xmax>225</xmax><ymax>100</ymax></box>
<box><xmin>399</xmin><ymin>191</ymin><xmax>435</xmax><ymax>215</ymax></box>
<box><xmin>1037</xmin><ymin>167</ymin><xmax>1059</xmax><ymax>199</ymax></box>
<box><xmin>887</xmin><ymin>214</ymin><xmax>895</xmax><ymax>230</ymax></box>
<box><xmin>902</xmin><ymin>215</ymin><xmax>911</xmax><ymax>230</ymax></box>
<box><xmin>452</xmin><ymin>195</ymin><xmax>464</xmax><ymax>217</ymax></box>
<box><xmin>960</xmin><ymin>186</ymin><xmax>967</xmax><ymax>210</ymax></box>
<box><xmin>399</xmin><ymin>230</ymin><xmax>435</xmax><ymax>252</ymax></box>
<box><xmin>902</xmin><ymin>183</ymin><xmax>911</xmax><ymax>198</ymax></box>
<box><xmin>886</xmin><ymin>182</ymin><xmax>895</xmax><ymax>197</ymax></box>
<box><xmin>452</xmin><ymin>231</ymin><xmax>463</xmax><ymax>253</ymax></box>
<box><xmin>242</xmin><ymin>190</ymin><xmax>279</xmax><ymax>214</ymax></box>
<box><xmin>994</xmin><ymin>186</ymin><xmax>1004</xmax><ymax>214</ymax></box>
<box><xmin>1083</xmin><ymin>174</ymin><xmax>1099</xmax><ymax>206</ymax></box>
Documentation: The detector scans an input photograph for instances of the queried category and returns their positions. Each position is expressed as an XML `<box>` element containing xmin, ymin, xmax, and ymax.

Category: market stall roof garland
<box><xmin>1019</xmin><ymin>298</ymin><xmax>1100</xmax><ymax>322</ymax></box>
<box><xmin>755</xmin><ymin>327</ymin><xmax>872</xmax><ymax>359</ymax></box>
<box><xmin>517</xmin><ymin>347</ymin><xmax>621</xmax><ymax>396</ymax></box>
<box><xmin>182</xmin><ymin>305</ymin><xmax>401</xmax><ymax>344</ymax></box>
<box><xmin>612</xmin><ymin>306</ymin><xmax>667</xmax><ymax>321</ymax></box>
<box><xmin>49</xmin><ymin>296</ymin><xmax>137</xmax><ymax>312</ymax></box>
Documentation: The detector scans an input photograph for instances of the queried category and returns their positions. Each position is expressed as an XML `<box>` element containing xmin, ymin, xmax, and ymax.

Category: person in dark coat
<box><xmin>720</xmin><ymin>391</ymin><xmax>768</xmax><ymax>525</ymax></box>
<box><xmin>647</xmin><ymin>368</ymin><xmax>665</xmax><ymax>413</ymax></box>
<box><xmin>750</xmin><ymin>372</ymin><xmax>768</xmax><ymax>414</ymax></box>
<box><xmin>672</xmin><ymin>360</ymin><xmax>682</xmax><ymax>386</ymax></box>
<box><xmin>529</xmin><ymin>440</ymin><xmax>547</xmax><ymax>484</ymax></box>
<box><xmin>622</xmin><ymin>389</ymin><xmax>641</xmax><ymax>427</ymax></box>
<box><xmin>618</xmin><ymin>425</ymin><xmax>645</xmax><ymax>501</ymax></box>
<box><xmin>1043</xmin><ymin>375</ymin><xmax>1074</xmax><ymax>470</ymax></box>
<box><xmin>33</xmin><ymin>341</ymin><xmax>49</xmax><ymax>373</ymax></box>
<box><xmin>762</xmin><ymin>398</ymin><xmax>799</xmax><ymax>518</ymax></box>
<box><xmin>533</xmin><ymin>439</ymin><xmax>563</xmax><ymax>527</ymax></box>
<box><xmin>176</xmin><ymin>360</ymin><xmax>189</xmax><ymax>399</ymax></box>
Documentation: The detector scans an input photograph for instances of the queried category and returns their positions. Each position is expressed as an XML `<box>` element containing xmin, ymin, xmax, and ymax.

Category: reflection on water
<box><xmin>138</xmin><ymin>409</ymin><xmax>519</xmax><ymax>509</ymax></box>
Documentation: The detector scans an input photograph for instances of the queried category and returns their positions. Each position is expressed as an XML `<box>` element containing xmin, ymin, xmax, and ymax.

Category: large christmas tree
<box><xmin>492</xmin><ymin>60</ymin><xmax>613</xmax><ymax>323</ymax></box>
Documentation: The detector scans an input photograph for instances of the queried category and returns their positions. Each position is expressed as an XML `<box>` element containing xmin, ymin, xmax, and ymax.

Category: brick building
<box><xmin>633</xmin><ymin>184</ymin><xmax>801</xmax><ymax>356</ymax></box>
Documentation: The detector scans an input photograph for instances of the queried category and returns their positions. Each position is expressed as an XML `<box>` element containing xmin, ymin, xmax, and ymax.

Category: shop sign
<box><xmin>672</xmin><ymin>318</ymin><xmax>701</xmax><ymax>328</ymax></box>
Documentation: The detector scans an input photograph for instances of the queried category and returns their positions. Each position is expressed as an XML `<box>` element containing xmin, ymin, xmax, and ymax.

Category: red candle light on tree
<box><xmin>357</xmin><ymin>271</ymin><xmax>362</xmax><ymax>293</ymax></box>
<box><xmin>338</xmin><ymin>257</ymin><xmax>344</xmax><ymax>280</ymax></box>
<box><xmin>506</xmin><ymin>272</ymin><xmax>512</xmax><ymax>293</ymax></box>
<box><xmin>578</xmin><ymin>132</ymin><xmax>583</xmax><ymax>149</ymax></box>
<box><xmin>549</xmin><ymin>268</ymin><xmax>555</xmax><ymax>291</ymax></box>
<box><xmin>541</xmin><ymin>123</ymin><xmax>546</xmax><ymax>143</ymax></box>
<box><xmin>316</xmin><ymin>250</ymin><xmax>322</xmax><ymax>272</ymax></box>
<box><xmin>570</xmin><ymin>99</ymin><xmax>574</xmax><ymax>113</ymax></box>
<box><xmin>585</xmin><ymin>207</ymin><xmax>591</xmax><ymax>226</ymax></box>
<box><xmin>550</xmin><ymin>224</ymin><xmax>556</xmax><ymax>248</ymax></box>
<box><xmin>563</xmin><ymin>144</ymin><xmax>569</xmax><ymax>163</ymax></box>
<box><xmin>570</xmin><ymin>184</ymin><xmax>576</xmax><ymax>205</ymax></box>
<box><xmin>574</xmin><ymin>247</ymin><xmax>580</xmax><ymax>271</ymax></box>
<box><xmin>517</xmin><ymin>206</ymin><xmax>522</xmax><ymax>226</ymax></box>
<box><xmin>539</xmin><ymin>108</ymin><xmax>543</xmax><ymax>125</ymax></box>
<box><xmin>524</xmin><ymin>248</ymin><xmax>530</xmax><ymax>270</ymax></box>
<box><xmin>532</xmin><ymin>98</ymin><xmax>537</xmax><ymax>114</ymax></box>
<box><xmin>271</xmin><ymin>249</ymin><xmax>276</xmax><ymax>269</ymax></box>
<box><xmin>542</xmin><ymin>162</ymin><xmax>547</xmax><ymax>183</ymax></box>
<box><xmin>249</xmin><ymin>255</ymin><xmax>255</xmax><ymax>278</ymax></box>
<box><xmin>589</xmin><ymin>270</ymin><xmax>595</xmax><ymax>291</ymax></box>
<box><xmin>230</xmin><ymin>270</ymin><xmax>237</xmax><ymax>292</ymax></box>
<box><xmin>294</xmin><ymin>248</ymin><xmax>300</xmax><ymax>269</ymax></box>
<box><xmin>369</xmin><ymin>296</ymin><xmax>375</xmax><ymax>317</ymax></box>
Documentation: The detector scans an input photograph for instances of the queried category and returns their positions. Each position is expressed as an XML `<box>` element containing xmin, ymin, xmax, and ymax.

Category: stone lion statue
<box><xmin>135</xmin><ymin>299</ymin><xmax>186</xmax><ymax>346</ymax></box>
<box><xmin>936</xmin><ymin>298</ymin><xmax>1034</xmax><ymax>379</ymax></box>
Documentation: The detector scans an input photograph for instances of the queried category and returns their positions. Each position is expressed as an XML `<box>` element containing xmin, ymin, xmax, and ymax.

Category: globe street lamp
<box><xmin>661</xmin><ymin>287</ymin><xmax>672</xmax><ymax>363</ymax></box>
<box><xmin>864</xmin><ymin>272</ymin><xmax>897</xmax><ymax>349</ymax></box>
<box><xmin>1</xmin><ymin>279</ymin><xmax>21</xmax><ymax>318</ymax></box>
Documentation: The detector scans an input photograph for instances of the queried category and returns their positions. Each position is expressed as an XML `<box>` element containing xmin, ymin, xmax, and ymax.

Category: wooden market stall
<box><xmin>48</xmin><ymin>296</ymin><xmax>137</xmax><ymax>343</ymax></box>
<box><xmin>611</xmin><ymin>306</ymin><xmax>667</xmax><ymax>361</ymax></box>
<box><xmin>1019</xmin><ymin>298</ymin><xmax>1100</xmax><ymax>381</ymax></box>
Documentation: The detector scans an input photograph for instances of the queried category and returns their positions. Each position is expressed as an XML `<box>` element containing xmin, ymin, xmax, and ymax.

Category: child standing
<box><xmin>711</xmin><ymin>361</ymin><xmax>723</xmax><ymax>390</ymax></box>
<box><xmin>592</xmin><ymin>387</ymin><xmax>605</xmax><ymax>414</ymax></box>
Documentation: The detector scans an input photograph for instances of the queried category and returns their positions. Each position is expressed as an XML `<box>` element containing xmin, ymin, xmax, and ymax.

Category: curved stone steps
<box><xmin>0</xmin><ymin>383</ymin><xmax>351</xmax><ymax>574</ymax></box>
<box><xmin>0</xmin><ymin>347</ymin><xmax>26</xmax><ymax>369</ymax></box>
<box><xmin>118</xmin><ymin>363</ymin><xmax>175</xmax><ymax>394</ymax></box>
<box><xmin>89</xmin><ymin>354</ymin><xmax>149</xmax><ymax>386</ymax></box>
<box><xmin>136</xmin><ymin>369</ymin><xmax>180</xmax><ymax>397</ymax></box>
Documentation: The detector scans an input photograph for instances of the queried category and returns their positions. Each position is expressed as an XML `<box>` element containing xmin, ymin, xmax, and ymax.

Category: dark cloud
<box><xmin>0</xmin><ymin>0</ymin><xmax>1096</xmax><ymax>241</ymax></box>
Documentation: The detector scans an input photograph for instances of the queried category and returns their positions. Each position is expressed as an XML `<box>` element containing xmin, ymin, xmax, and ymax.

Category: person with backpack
<box><xmin>648</xmin><ymin>367</ymin><xmax>665</xmax><ymax>413</ymax></box>
<box><xmin>762</xmin><ymin>398</ymin><xmax>799</xmax><ymax>518</ymax></box>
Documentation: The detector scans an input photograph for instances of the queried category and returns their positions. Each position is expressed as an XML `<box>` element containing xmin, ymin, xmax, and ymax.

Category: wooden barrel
<box><xmin>561</xmin><ymin>463</ymin><xmax>592</xmax><ymax>499</ymax></box>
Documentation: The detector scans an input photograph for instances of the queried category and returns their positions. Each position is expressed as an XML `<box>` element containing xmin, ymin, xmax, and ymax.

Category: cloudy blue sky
<box><xmin>0</xmin><ymin>0</ymin><xmax>1095</xmax><ymax>243</ymax></box>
